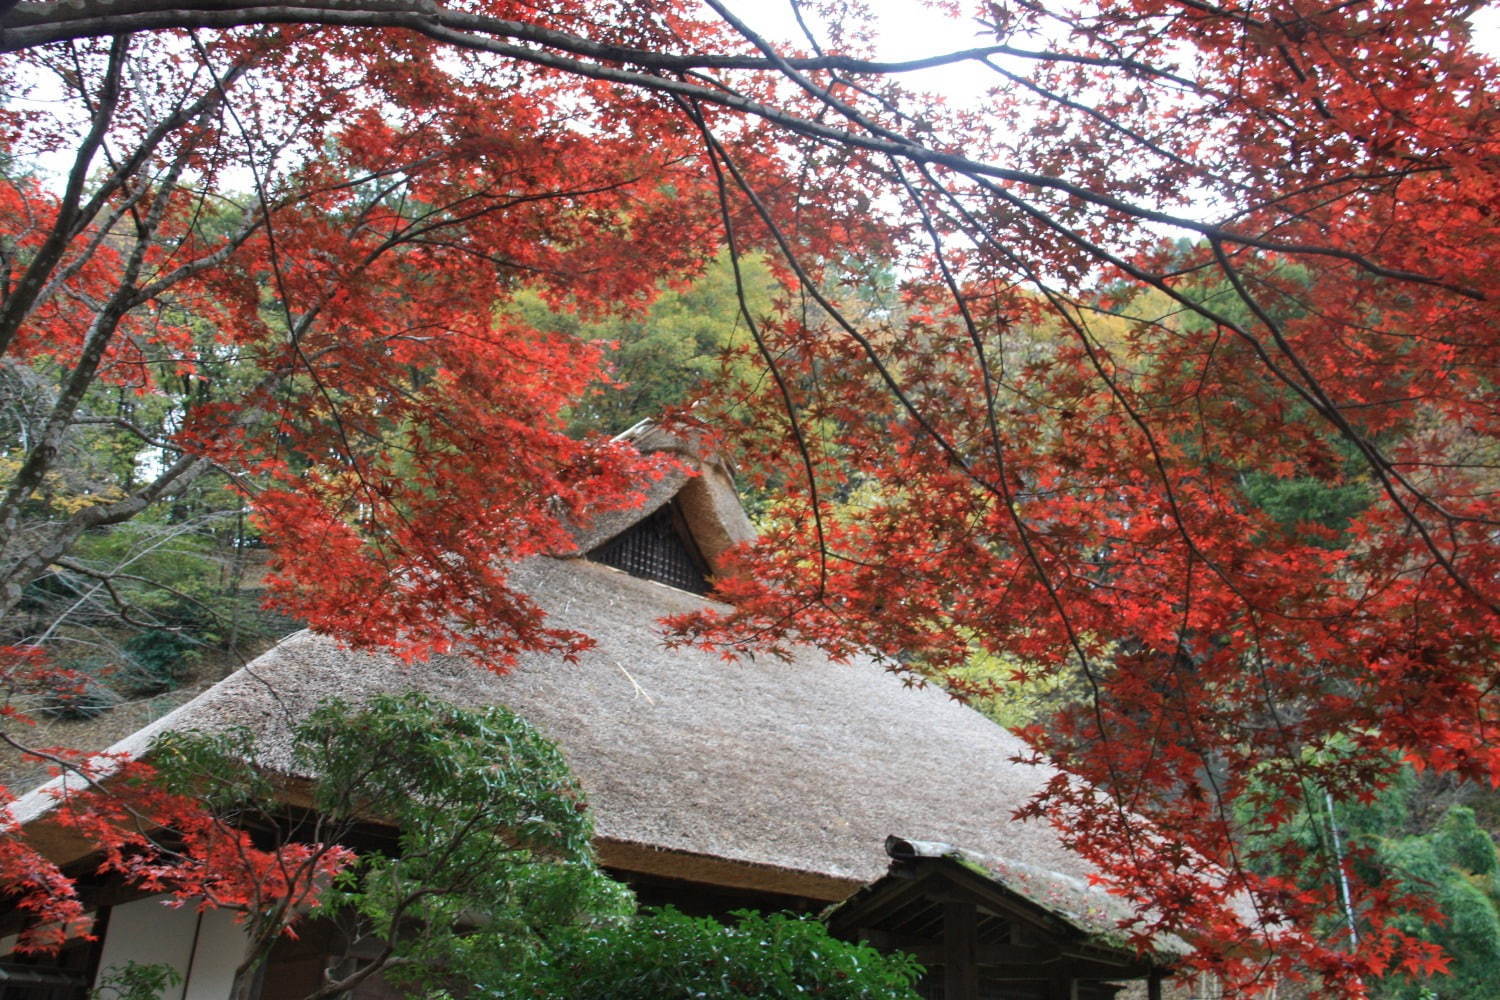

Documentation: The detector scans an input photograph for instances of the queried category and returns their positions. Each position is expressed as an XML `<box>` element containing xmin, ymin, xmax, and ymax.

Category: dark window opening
<box><xmin>0</xmin><ymin>909</ymin><xmax>107</xmax><ymax>1000</ymax></box>
<box><xmin>587</xmin><ymin>500</ymin><xmax>710</xmax><ymax>595</ymax></box>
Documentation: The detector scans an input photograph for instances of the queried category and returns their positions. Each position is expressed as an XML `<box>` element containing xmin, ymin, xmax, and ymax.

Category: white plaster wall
<box><xmin>182</xmin><ymin>910</ymin><xmax>246</xmax><ymax>1000</ymax></box>
<box><xmin>94</xmin><ymin>898</ymin><xmax>249</xmax><ymax>1000</ymax></box>
<box><xmin>94</xmin><ymin>898</ymin><xmax>199</xmax><ymax>986</ymax></box>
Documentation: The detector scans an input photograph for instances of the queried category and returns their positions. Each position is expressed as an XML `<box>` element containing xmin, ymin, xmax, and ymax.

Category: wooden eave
<box><xmin>827</xmin><ymin>856</ymin><xmax>1167</xmax><ymax>981</ymax></box>
<box><xmin>595</xmin><ymin>838</ymin><xmax>862</xmax><ymax>902</ymax></box>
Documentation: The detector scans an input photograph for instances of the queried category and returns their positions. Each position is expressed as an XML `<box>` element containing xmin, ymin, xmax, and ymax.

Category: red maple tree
<box><xmin>0</xmin><ymin>0</ymin><xmax>1496</xmax><ymax>994</ymax></box>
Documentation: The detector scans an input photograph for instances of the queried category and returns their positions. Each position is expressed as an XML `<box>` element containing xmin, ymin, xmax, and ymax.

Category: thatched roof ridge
<box><xmin>15</xmin><ymin>557</ymin><xmax>1103</xmax><ymax>913</ymax></box>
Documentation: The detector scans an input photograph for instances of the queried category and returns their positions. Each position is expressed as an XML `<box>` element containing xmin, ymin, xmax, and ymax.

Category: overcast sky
<box><xmin>723</xmin><ymin>0</ymin><xmax>1500</xmax><ymax>88</ymax></box>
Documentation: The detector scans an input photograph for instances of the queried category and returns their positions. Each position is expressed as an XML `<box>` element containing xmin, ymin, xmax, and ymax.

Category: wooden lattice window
<box><xmin>587</xmin><ymin>501</ymin><xmax>710</xmax><ymax>595</ymax></box>
<box><xmin>0</xmin><ymin>914</ymin><xmax>104</xmax><ymax>1000</ymax></box>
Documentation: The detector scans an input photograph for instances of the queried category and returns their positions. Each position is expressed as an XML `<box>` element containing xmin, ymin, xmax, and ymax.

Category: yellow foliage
<box><xmin>0</xmin><ymin>455</ymin><xmax>127</xmax><ymax>515</ymax></box>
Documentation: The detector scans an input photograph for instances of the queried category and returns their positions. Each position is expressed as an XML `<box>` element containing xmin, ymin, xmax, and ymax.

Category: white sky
<box><xmin>720</xmin><ymin>0</ymin><xmax>997</xmax><ymax>103</ymax></box>
<box><xmin>11</xmin><ymin>3</ymin><xmax>1498</xmax><ymax>188</ymax></box>
<box><xmin>725</xmin><ymin>0</ymin><xmax>1500</xmax><ymax>96</ymax></box>
<box><xmin>1472</xmin><ymin>5</ymin><xmax>1500</xmax><ymax>51</ymax></box>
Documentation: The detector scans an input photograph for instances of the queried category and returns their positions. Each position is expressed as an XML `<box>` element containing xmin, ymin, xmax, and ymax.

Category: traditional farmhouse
<box><xmin>3</xmin><ymin>422</ymin><xmax>1181</xmax><ymax>1000</ymax></box>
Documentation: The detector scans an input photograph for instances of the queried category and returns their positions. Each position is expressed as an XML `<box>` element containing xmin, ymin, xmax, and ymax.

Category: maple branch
<box><xmin>2</xmin><ymin>0</ymin><xmax>1152</xmax><ymax>78</ymax></box>
<box><xmin>0</xmin><ymin>34</ymin><xmax>126</xmax><ymax>361</ymax></box>
<box><xmin>1209</xmin><ymin>240</ymin><xmax>1498</xmax><ymax>613</ymax></box>
<box><xmin>683</xmin><ymin>101</ymin><xmax>829</xmax><ymax>598</ymax></box>
<box><xmin>908</xmin><ymin>149</ymin><xmax>1499</xmax><ymax>610</ymax></box>
<box><xmin>0</xmin><ymin>45</ymin><xmax>253</xmax><ymax>359</ymax></box>
<box><xmin>1</xmin><ymin>0</ymin><xmax>1481</xmax><ymax>303</ymax></box>
<box><xmin>895</xmin><ymin>161</ymin><xmax>1117</xmax><ymax>745</ymax></box>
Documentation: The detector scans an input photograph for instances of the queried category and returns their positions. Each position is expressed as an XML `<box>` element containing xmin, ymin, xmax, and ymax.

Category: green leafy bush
<box><xmin>491</xmin><ymin>907</ymin><xmax>923</xmax><ymax>1000</ymax></box>
<box><xmin>90</xmin><ymin>962</ymin><xmax>181</xmax><ymax>1000</ymax></box>
<box><xmin>118</xmin><ymin>631</ymin><xmax>199</xmax><ymax>694</ymax></box>
<box><xmin>1378</xmin><ymin>807</ymin><xmax>1500</xmax><ymax>1000</ymax></box>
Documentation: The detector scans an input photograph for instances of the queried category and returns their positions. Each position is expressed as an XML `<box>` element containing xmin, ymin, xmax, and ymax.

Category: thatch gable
<box><xmin>561</xmin><ymin>419</ymin><xmax>754</xmax><ymax>577</ymax></box>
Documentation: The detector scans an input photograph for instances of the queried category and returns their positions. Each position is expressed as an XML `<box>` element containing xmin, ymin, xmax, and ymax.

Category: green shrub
<box><xmin>491</xmin><ymin>907</ymin><xmax>923</xmax><ymax>1000</ymax></box>
<box><xmin>90</xmin><ymin>962</ymin><xmax>181</xmax><ymax>1000</ymax></box>
<box><xmin>118</xmin><ymin>630</ymin><xmax>199</xmax><ymax>695</ymax></box>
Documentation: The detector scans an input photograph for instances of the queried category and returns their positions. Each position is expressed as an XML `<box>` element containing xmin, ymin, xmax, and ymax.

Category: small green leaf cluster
<box><xmin>89</xmin><ymin>962</ymin><xmax>182</xmax><ymax>1000</ymax></box>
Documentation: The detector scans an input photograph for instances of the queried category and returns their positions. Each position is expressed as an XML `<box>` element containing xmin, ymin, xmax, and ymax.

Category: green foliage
<box><xmin>118</xmin><ymin>630</ymin><xmax>199</xmax><ymax>695</ymax></box>
<box><xmin>1377</xmin><ymin>809</ymin><xmax>1500</xmax><ymax>1000</ymax></box>
<box><xmin>294</xmin><ymin>693</ymin><xmax>595</xmax><ymax>860</ymax></box>
<box><xmin>508</xmin><ymin>251</ymin><xmax>775</xmax><ymax>437</ymax></box>
<box><xmin>939</xmin><ymin>645</ymin><xmax>1091</xmax><ymax>731</ymax></box>
<box><xmin>1433</xmin><ymin>808</ymin><xmax>1497</xmax><ymax>877</ymax></box>
<box><xmin>295</xmin><ymin>694</ymin><xmax>630</xmax><ymax>993</ymax></box>
<box><xmin>290</xmin><ymin>698</ymin><xmax>918</xmax><ymax>997</ymax></box>
<box><xmin>489</xmin><ymin>907</ymin><xmax>923</xmax><ymax>1000</ymax></box>
<box><xmin>5</xmin><ymin>343</ymin><xmax>286</xmax><ymax>698</ymax></box>
<box><xmin>1240</xmin><ymin>471</ymin><xmax>1373</xmax><ymax>548</ymax></box>
<box><xmin>149</xmin><ymin>724</ymin><xmax>283</xmax><ymax>811</ymax></box>
<box><xmin>1236</xmin><ymin>756</ymin><xmax>1500</xmax><ymax>1000</ymax></box>
<box><xmin>90</xmin><ymin>962</ymin><xmax>182</xmax><ymax>1000</ymax></box>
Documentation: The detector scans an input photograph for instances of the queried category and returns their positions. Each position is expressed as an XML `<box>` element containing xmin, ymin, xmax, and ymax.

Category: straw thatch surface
<box><xmin>16</xmin><ymin>555</ymin><xmax>1129</xmax><ymax>920</ymax></box>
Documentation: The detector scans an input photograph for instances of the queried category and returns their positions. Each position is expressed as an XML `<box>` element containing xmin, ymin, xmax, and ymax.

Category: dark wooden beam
<box><xmin>944</xmin><ymin>899</ymin><xmax>979</xmax><ymax>1000</ymax></box>
<box><xmin>904</xmin><ymin>942</ymin><xmax>1150</xmax><ymax>983</ymax></box>
<box><xmin>909</xmin><ymin>942</ymin><xmax>1064</xmax><ymax>966</ymax></box>
<box><xmin>595</xmin><ymin>838</ymin><xmax>859</xmax><ymax>902</ymax></box>
<box><xmin>827</xmin><ymin>870</ymin><xmax>935</xmax><ymax>932</ymax></box>
<box><xmin>1148</xmin><ymin>968</ymin><xmax>1163</xmax><ymax>1000</ymax></box>
<box><xmin>1000</xmin><ymin>957</ymin><xmax>1153</xmax><ymax>981</ymax></box>
<box><xmin>1048</xmin><ymin>970</ymin><xmax>1078</xmax><ymax>1000</ymax></box>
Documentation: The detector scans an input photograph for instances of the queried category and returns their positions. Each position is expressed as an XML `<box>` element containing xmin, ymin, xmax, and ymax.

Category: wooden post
<box><xmin>943</xmin><ymin>900</ymin><xmax>979</xmax><ymax>1000</ymax></box>
<box><xmin>1148</xmin><ymin>968</ymin><xmax>1164</xmax><ymax>1000</ymax></box>
<box><xmin>1047</xmin><ymin>970</ymin><xmax>1078</xmax><ymax>1000</ymax></box>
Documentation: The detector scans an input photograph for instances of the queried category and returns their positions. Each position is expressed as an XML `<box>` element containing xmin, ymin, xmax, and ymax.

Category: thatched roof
<box><xmin>18</xmin><ymin>558</ymin><xmax>1129</xmax><ymax>911</ymax></box>
<box><xmin>14</xmin><ymin>423</ymin><xmax>1150</xmax><ymax>941</ymax></box>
